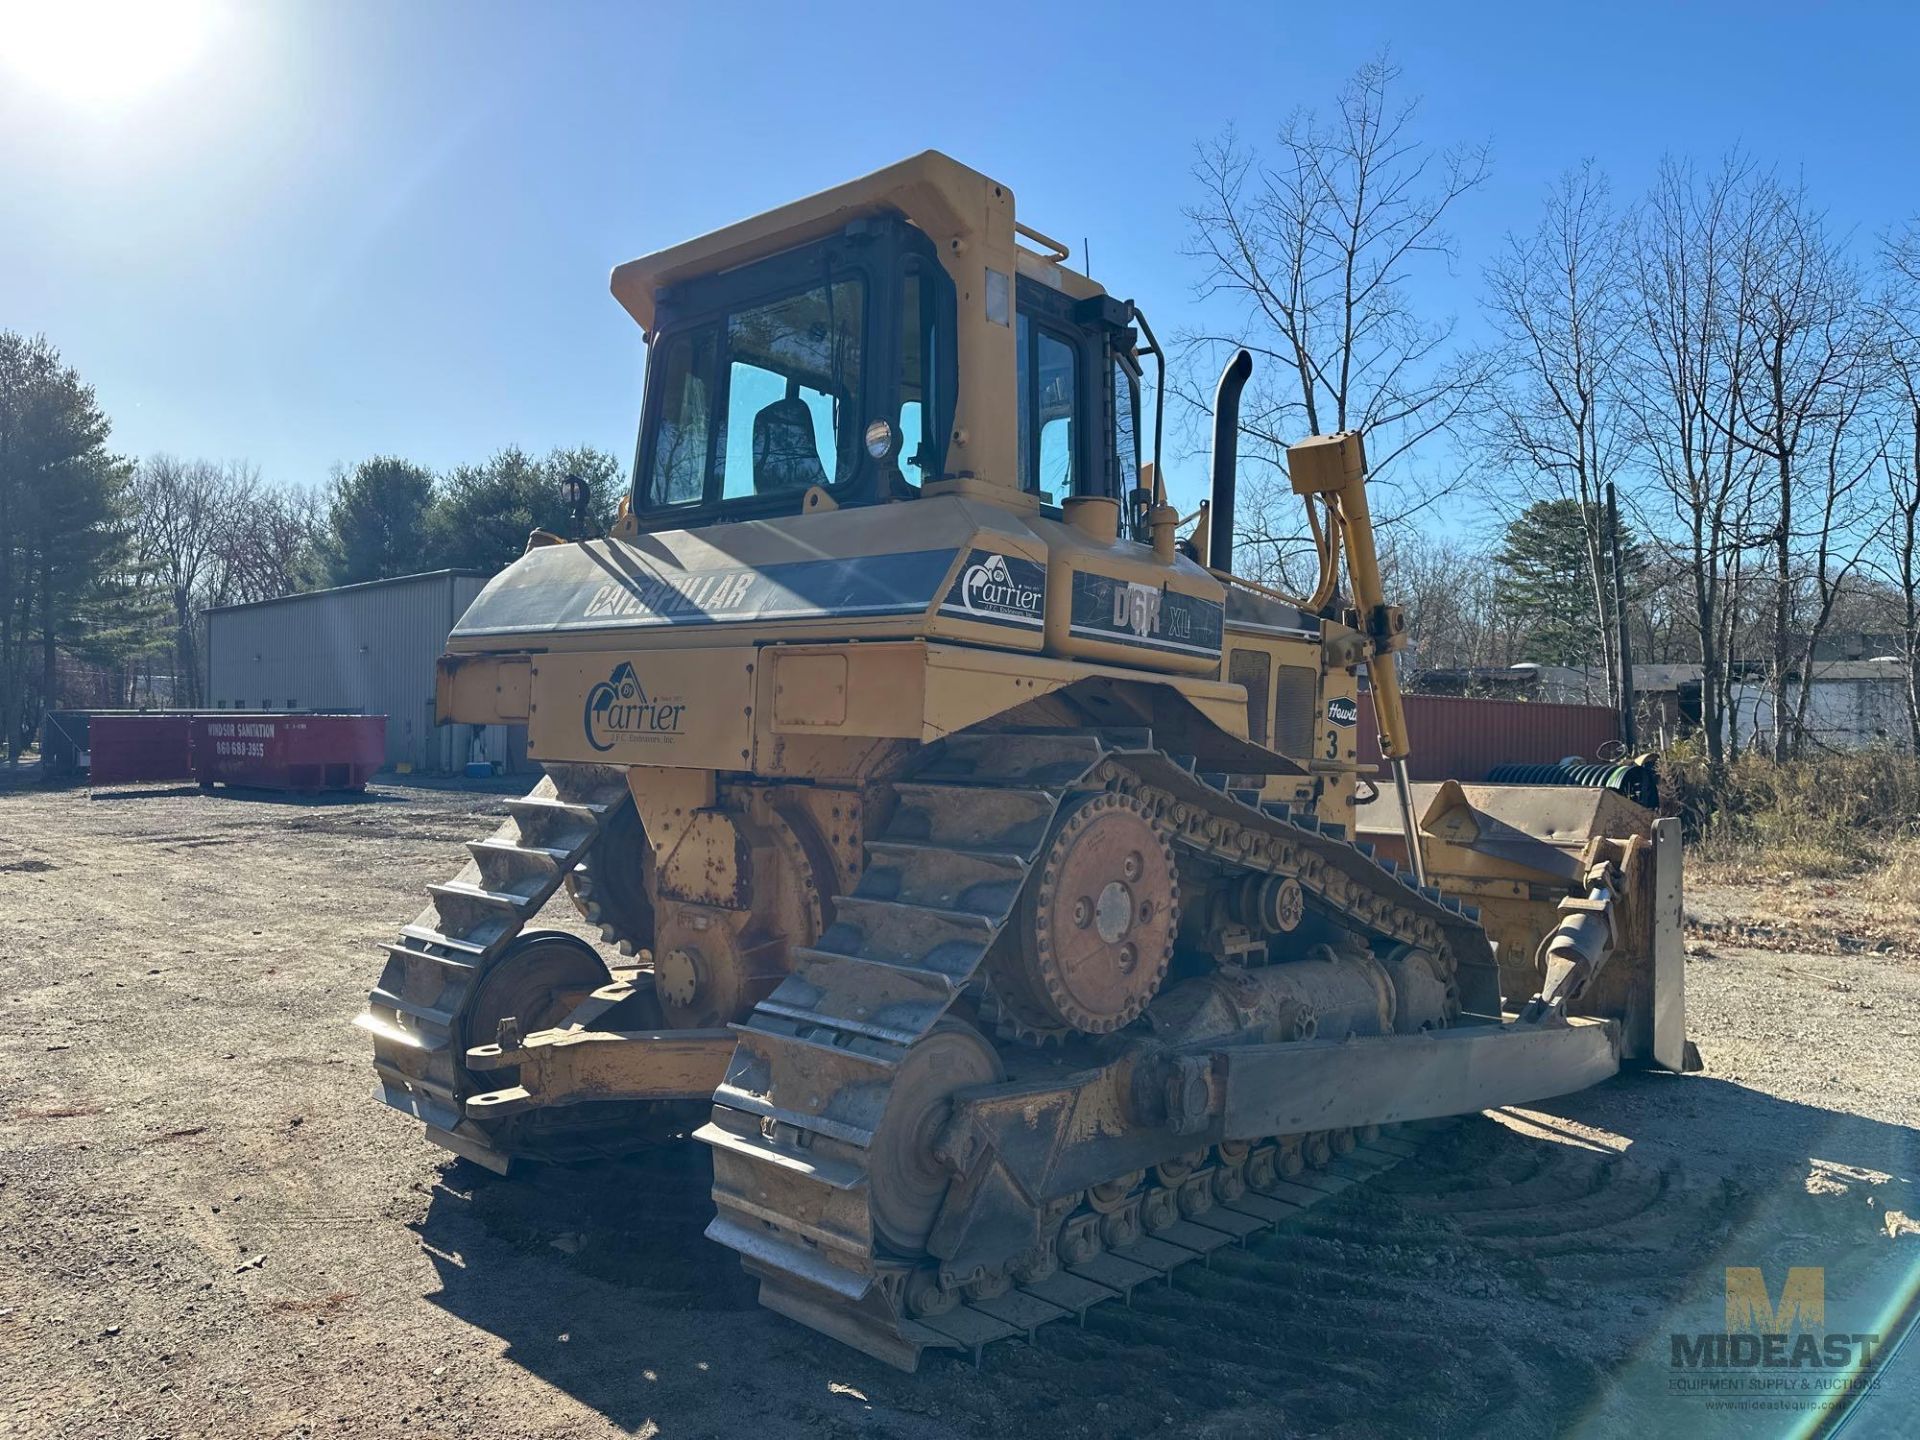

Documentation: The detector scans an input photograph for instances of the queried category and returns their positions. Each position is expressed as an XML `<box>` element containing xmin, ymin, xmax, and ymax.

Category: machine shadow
<box><xmin>411</xmin><ymin>1134</ymin><xmax>768</xmax><ymax>1431</ymax></box>
<box><xmin>408</xmin><ymin>1074</ymin><xmax>1917</xmax><ymax>1436</ymax></box>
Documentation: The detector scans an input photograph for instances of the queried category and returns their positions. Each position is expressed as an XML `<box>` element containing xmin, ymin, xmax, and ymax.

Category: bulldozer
<box><xmin>357</xmin><ymin>151</ymin><xmax>1693</xmax><ymax>1370</ymax></box>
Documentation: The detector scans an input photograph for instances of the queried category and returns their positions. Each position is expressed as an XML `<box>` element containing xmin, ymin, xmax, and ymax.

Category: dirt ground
<box><xmin>1</xmin><ymin>778</ymin><xmax>1914</xmax><ymax>1440</ymax></box>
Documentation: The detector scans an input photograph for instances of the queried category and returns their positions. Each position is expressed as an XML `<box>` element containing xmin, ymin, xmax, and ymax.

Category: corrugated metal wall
<box><xmin>1729</xmin><ymin>678</ymin><xmax>1910</xmax><ymax>752</ymax></box>
<box><xmin>1358</xmin><ymin>693</ymin><xmax>1622</xmax><ymax>782</ymax></box>
<box><xmin>206</xmin><ymin>571</ymin><xmax>524</xmax><ymax>774</ymax></box>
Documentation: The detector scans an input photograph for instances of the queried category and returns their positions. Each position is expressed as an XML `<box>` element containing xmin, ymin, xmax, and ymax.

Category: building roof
<box><xmin>204</xmin><ymin>569</ymin><xmax>489</xmax><ymax>616</ymax></box>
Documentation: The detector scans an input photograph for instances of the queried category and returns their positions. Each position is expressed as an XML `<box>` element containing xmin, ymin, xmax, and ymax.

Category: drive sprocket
<box><xmin>991</xmin><ymin>790</ymin><xmax>1178</xmax><ymax>1037</ymax></box>
<box><xmin>564</xmin><ymin>797</ymin><xmax>654</xmax><ymax>957</ymax></box>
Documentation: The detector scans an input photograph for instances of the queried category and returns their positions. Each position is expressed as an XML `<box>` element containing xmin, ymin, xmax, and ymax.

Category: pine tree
<box><xmin>0</xmin><ymin>332</ymin><xmax>133</xmax><ymax>763</ymax></box>
<box><xmin>319</xmin><ymin>457</ymin><xmax>436</xmax><ymax>585</ymax></box>
<box><xmin>1495</xmin><ymin>498</ymin><xmax>1644</xmax><ymax>670</ymax></box>
<box><xmin>427</xmin><ymin>446</ymin><xmax>623</xmax><ymax>574</ymax></box>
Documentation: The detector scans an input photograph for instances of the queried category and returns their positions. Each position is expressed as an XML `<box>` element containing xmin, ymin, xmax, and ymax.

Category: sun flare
<box><xmin>0</xmin><ymin>0</ymin><xmax>217</xmax><ymax>106</ymax></box>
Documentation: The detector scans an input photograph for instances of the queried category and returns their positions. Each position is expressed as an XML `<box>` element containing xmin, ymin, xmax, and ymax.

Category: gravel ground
<box><xmin>0</xmin><ymin>778</ymin><xmax>1913</xmax><ymax>1439</ymax></box>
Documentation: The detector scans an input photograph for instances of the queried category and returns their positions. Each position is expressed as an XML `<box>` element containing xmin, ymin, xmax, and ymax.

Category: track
<box><xmin>356</xmin><ymin>762</ymin><xmax>633</xmax><ymax>1171</ymax></box>
<box><xmin>702</xmin><ymin>727</ymin><xmax>1508</xmax><ymax>1368</ymax></box>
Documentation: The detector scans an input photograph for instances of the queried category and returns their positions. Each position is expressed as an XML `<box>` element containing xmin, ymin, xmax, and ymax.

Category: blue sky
<box><xmin>2</xmin><ymin>0</ymin><xmax>1915</xmax><ymax>517</ymax></box>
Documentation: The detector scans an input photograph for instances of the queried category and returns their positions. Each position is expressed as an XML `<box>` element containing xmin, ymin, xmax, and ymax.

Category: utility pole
<box><xmin>1607</xmin><ymin>481</ymin><xmax>1638</xmax><ymax>749</ymax></box>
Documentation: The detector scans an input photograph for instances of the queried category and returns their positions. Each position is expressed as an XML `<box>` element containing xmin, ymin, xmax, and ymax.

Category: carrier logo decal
<box><xmin>1327</xmin><ymin>697</ymin><xmax>1357</xmax><ymax>727</ymax></box>
<box><xmin>584</xmin><ymin>661</ymin><xmax>686</xmax><ymax>751</ymax></box>
<box><xmin>940</xmin><ymin>550</ymin><xmax>1046</xmax><ymax>628</ymax></box>
<box><xmin>1068</xmin><ymin>572</ymin><xmax>1224</xmax><ymax>657</ymax></box>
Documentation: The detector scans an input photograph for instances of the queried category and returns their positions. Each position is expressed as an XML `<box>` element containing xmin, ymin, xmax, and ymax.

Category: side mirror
<box><xmin>560</xmin><ymin>473</ymin><xmax>592</xmax><ymax>540</ymax></box>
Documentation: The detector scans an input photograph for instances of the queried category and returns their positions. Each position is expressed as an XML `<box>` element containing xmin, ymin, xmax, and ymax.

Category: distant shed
<box><xmin>205</xmin><ymin>569</ymin><xmax>524</xmax><ymax>774</ymax></box>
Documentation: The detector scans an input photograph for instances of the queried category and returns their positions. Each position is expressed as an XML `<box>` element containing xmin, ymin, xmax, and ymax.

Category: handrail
<box><xmin>1013</xmin><ymin>221</ymin><xmax>1070</xmax><ymax>262</ymax></box>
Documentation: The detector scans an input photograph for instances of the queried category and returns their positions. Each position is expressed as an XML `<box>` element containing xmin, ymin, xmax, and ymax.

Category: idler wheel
<box><xmin>462</xmin><ymin>931</ymin><xmax>611</xmax><ymax>1088</ymax></box>
<box><xmin>993</xmin><ymin>793</ymin><xmax>1178</xmax><ymax>1036</ymax></box>
<box><xmin>867</xmin><ymin>1020</ymin><xmax>1004</xmax><ymax>1256</ymax></box>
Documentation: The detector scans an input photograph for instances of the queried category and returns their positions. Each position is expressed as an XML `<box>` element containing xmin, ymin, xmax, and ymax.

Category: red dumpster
<box><xmin>89</xmin><ymin>713</ymin><xmax>195</xmax><ymax>785</ymax></box>
<box><xmin>190</xmin><ymin>714</ymin><xmax>386</xmax><ymax>792</ymax></box>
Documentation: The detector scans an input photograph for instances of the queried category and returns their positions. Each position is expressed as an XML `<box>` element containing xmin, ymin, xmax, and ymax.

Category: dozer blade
<box><xmin>1217</xmin><ymin>1015</ymin><xmax>1621</xmax><ymax>1140</ymax></box>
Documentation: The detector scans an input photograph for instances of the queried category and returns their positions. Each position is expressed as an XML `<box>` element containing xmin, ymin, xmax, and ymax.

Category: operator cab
<box><xmin>629</xmin><ymin>212</ymin><xmax>1145</xmax><ymax>532</ymax></box>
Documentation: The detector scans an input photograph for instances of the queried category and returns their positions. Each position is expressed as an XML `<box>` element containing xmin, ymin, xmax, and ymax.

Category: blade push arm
<box><xmin>1286</xmin><ymin>432</ymin><xmax>1426</xmax><ymax>886</ymax></box>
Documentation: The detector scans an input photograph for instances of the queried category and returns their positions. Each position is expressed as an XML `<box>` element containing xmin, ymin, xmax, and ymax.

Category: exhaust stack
<box><xmin>1209</xmin><ymin>349</ymin><xmax>1254</xmax><ymax>573</ymax></box>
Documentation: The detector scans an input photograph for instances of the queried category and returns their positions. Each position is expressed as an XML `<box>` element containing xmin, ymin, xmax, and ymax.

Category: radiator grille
<box><xmin>1273</xmin><ymin>664</ymin><xmax>1320</xmax><ymax>759</ymax></box>
<box><xmin>1228</xmin><ymin>648</ymin><xmax>1271</xmax><ymax>747</ymax></box>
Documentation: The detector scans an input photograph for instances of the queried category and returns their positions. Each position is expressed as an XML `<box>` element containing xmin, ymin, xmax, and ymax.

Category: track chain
<box><xmin>357</xmin><ymin>763</ymin><xmax>630</xmax><ymax>1170</ymax></box>
<box><xmin>701</xmin><ymin>727</ymin><xmax>1498</xmax><ymax>1367</ymax></box>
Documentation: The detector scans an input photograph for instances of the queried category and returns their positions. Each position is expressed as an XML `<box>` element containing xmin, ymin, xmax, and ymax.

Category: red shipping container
<box><xmin>190</xmin><ymin>714</ymin><xmax>386</xmax><ymax>792</ymax></box>
<box><xmin>1356</xmin><ymin>693</ymin><xmax>1620</xmax><ymax>783</ymax></box>
<box><xmin>89</xmin><ymin>713</ymin><xmax>195</xmax><ymax>785</ymax></box>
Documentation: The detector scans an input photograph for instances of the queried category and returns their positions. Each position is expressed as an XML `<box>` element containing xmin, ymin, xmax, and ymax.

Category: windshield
<box><xmin>641</xmin><ymin>276</ymin><xmax>865</xmax><ymax>510</ymax></box>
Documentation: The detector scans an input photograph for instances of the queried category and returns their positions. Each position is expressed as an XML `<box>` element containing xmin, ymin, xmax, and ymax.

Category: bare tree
<box><xmin>1875</xmin><ymin>221</ymin><xmax>1920</xmax><ymax>750</ymax></box>
<box><xmin>128</xmin><ymin>458</ymin><xmax>323</xmax><ymax>702</ymax></box>
<box><xmin>211</xmin><ymin>472</ymin><xmax>320</xmax><ymax>606</ymax></box>
<box><xmin>1179</xmin><ymin>54</ymin><xmax>1493</xmax><ymax>583</ymax></box>
<box><xmin>130</xmin><ymin>457</ymin><xmax>248</xmax><ymax>705</ymax></box>
<box><xmin>1478</xmin><ymin>161</ymin><xmax>1635</xmax><ymax>707</ymax></box>
<box><xmin>1721</xmin><ymin>179</ymin><xmax>1880</xmax><ymax>757</ymax></box>
<box><xmin>1623</xmin><ymin>156</ymin><xmax>1768</xmax><ymax>771</ymax></box>
<box><xmin>1382</xmin><ymin>530</ymin><xmax>1517</xmax><ymax>679</ymax></box>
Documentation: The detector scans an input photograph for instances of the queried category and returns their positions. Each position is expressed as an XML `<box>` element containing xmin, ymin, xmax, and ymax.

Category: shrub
<box><xmin>1660</xmin><ymin>743</ymin><xmax>1920</xmax><ymax>877</ymax></box>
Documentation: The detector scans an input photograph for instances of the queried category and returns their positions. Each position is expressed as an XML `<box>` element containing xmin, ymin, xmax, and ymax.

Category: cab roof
<box><xmin>610</xmin><ymin>150</ymin><xmax>1103</xmax><ymax>335</ymax></box>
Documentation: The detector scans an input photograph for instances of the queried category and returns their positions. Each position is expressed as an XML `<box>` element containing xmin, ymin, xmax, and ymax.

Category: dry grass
<box><xmin>1667</xmin><ymin>745</ymin><xmax>1920</xmax><ymax>876</ymax></box>
<box><xmin>1663</xmin><ymin>747</ymin><xmax>1920</xmax><ymax>956</ymax></box>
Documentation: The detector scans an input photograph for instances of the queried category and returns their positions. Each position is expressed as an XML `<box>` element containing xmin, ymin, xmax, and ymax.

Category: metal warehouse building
<box><xmin>205</xmin><ymin>569</ymin><xmax>526</xmax><ymax>774</ymax></box>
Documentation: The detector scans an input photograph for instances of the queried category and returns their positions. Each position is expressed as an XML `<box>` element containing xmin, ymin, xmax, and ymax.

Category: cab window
<box><xmin>1111</xmin><ymin>357</ymin><xmax>1141</xmax><ymax>497</ymax></box>
<box><xmin>717</xmin><ymin>280</ymin><xmax>864</xmax><ymax>500</ymax></box>
<box><xmin>1036</xmin><ymin>330</ymin><xmax>1076</xmax><ymax>495</ymax></box>
<box><xmin>897</xmin><ymin>266</ymin><xmax>941</xmax><ymax>487</ymax></box>
<box><xmin>1016</xmin><ymin>315</ymin><xmax>1078</xmax><ymax>498</ymax></box>
<box><xmin>641</xmin><ymin>277</ymin><xmax>864</xmax><ymax>509</ymax></box>
<box><xmin>646</xmin><ymin>326</ymin><xmax>716</xmax><ymax>507</ymax></box>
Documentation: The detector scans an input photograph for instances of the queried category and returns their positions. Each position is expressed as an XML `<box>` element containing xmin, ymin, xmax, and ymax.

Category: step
<box><xmin>911</xmin><ymin>731</ymin><xmax>1106</xmax><ymax>787</ymax></box>
<box><xmin>399</xmin><ymin>923</ymin><xmax>490</xmax><ymax>958</ymax></box>
<box><xmin>814</xmin><ymin>895</ymin><xmax>997</xmax><ymax>979</ymax></box>
<box><xmin>748</xmin><ymin>998</ymin><xmax>926</xmax><ymax>1048</ymax></box>
<box><xmin>429</xmin><ymin>879</ymin><xmax>538</xmax><ymax>912</ymax></box>
<box><xmin>365</xmin><ymin>985</ymin><xmax>456</xmax><ymax>1032</ymax></box>
<box><xmin>503</xmin><ymin>795</ymin><xmax>603</xmax><ymax>848</ymax></box>
<box><xmin>762</xmin><ymin>950</ymin><xmax>959</xmax><ymax>1043</ymax></box>
<box><xmin>372</xmin><ymin>1076</ymin><xmax>464</xmax><ymax>1133</ymax></box>
<box><xmin>859</xmin><ymin>841</ymin><xmax>1029</xmax><ymax>918</ymax></box>
<box><xmin>764</xmin><ymin>952</ymin><xmax>960</xmax><ymax>1044</ymax></box>
<box><xmin>888</xmin><ymin>783</ymin><xmax>1059</xmax><ymax>852</ymax></box>
<box><xmin>465</xmin><ymin>838</ymin><xmax>565</xmax><ymax>888</ymax></box>
<box><xmin>380</xmin><ymin>938</ymin><xmax>478</xmax><ymax>973</ymax></box>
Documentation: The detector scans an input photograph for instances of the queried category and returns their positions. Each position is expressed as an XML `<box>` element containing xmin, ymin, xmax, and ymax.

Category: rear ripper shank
<box><xmin>359</xmin><ymin>152</ymin><xmax>1693</xmax><ymax>1369</ymax></box>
